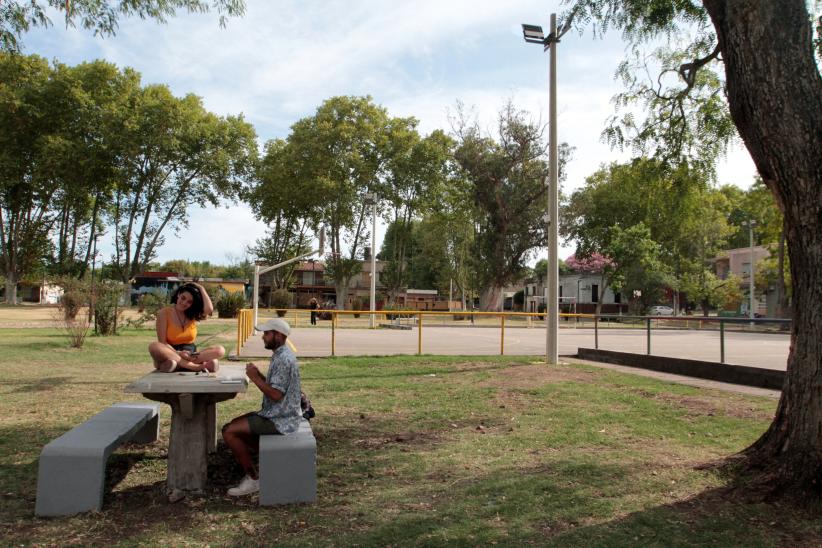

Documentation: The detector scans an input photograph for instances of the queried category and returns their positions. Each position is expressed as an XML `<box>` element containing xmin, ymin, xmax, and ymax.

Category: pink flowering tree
<box><xmin>565</xmin><ymin>252</ymin><xmax>616</xmax><ymax>316</ymax></box>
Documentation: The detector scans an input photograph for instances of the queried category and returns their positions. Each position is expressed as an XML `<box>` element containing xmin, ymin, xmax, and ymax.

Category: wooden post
<box><xmin>418</xmin><ymin>313</ymin><xmax>423</xmax><ymax>355</ymax></box>
<box><xmin>500</xmin><ymin>314</ymin><xmax>505</xmax><ymax>355</ymax></box>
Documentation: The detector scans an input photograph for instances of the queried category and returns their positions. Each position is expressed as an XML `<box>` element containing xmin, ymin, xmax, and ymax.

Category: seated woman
<box><xmin>148</xmin><ymin>282</ymin><xmax>225</xmax><ymax>372</ymax></box>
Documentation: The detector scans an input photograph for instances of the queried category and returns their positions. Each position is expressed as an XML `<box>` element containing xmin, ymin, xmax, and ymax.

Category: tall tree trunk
<box><xmin>479</xmin><ymin>285</ymin><xmax>503</xmax><ymax>312</ymax></box>
<box><xmin>4</xmin><ymin>273</ymin><xmax>17</xmax><ymax>305</ymax></box>
<box><xmin>704</xmin><ymin>0</ymin><xmax>822</xmax><ymax>494</ymax></box>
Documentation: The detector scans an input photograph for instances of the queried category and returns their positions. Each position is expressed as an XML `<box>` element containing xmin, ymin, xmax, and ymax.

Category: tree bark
<box><xmin>703</xmin><ymin>0</ymin><xmax>822</xmax><ymax>495</ymax></box>
<box><xmin>4</xmin><ymin>274</ymin><xmax>17</xmax><ymax>305</ymax></box>
<box><xmin>776</xmin><ymin>222</ymin><xmax>788</xmax><ymax>318</ymax></box>
<box><xmin>480</xmin><ymin>286</ymin><xmax>503</xmax><ymax>312</ymax></box>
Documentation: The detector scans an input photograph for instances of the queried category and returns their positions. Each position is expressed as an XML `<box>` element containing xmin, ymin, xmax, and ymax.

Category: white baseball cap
<box><xmin>256</xmin><ymin>318</ymin><xmax>290</xmax><ymax>337</ymax></box>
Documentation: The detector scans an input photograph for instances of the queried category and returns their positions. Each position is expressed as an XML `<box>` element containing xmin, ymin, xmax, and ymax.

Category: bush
<box><xmin>270</xmin><ymin>288</ymin><xmax>291</xmax><ymax>317</ymax></box>
<box><xmin>215</xmin><ymin>290</ymin><xmax>247</xmax><ymax>319</ymax></box>
<box><xmin>93</xmin><ymin>280</ymin><xmax>127</xmax><ymax>335</ymax></box>
<box><xmin>57</xmin><ymin>277</ymin><xmax>90</xmax><ymax>320</ymax></box>
<box><xmin>127</xmin><ymin>291</ymin><xmax>168</xmax><ymax>327</ymax></box>
<box><xmin>61</xmin><ymin>316</ymin><xmax>91</xmax><ymax>348</ymax></box>
<box><xmin>52</xmin><ymin>277</ymin><xmax>91</xmax><ymax>346</ymax></box>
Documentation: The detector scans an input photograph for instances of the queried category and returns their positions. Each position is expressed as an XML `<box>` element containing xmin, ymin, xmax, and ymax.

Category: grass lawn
<box><xmin>0</xmin><ymin>321</ymin><xmax>819</xmax><ymax>546</ymax></box>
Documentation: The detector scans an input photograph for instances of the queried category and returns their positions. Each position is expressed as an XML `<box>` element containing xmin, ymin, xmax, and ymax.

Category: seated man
<box><xmin>222</xmin><ymin>318</ymin><xmax>302</xmax><ymax>496</ymax></box>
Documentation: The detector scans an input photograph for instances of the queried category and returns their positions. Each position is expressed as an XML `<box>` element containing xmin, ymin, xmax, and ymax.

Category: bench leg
<box><xmin>259</xmin><ymin>434</ymin><xmax>317</xmax><ymax>505</ymax></box>
<box><xmin>36</xmin><ymin>452</ymin><xmax>105</xmax><ymax>516</ymax></box>
<box><xmin>112</xmin><ymin>402</ymin><xmax>161</xmax><ymax>444</ymax></box>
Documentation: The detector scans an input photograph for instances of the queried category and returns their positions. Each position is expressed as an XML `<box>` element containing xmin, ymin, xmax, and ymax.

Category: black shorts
<box><xmin>243</xmin><ymin>412</ymin><xmax>281</xmax><ymax>436</ymax></box>
<box><xmin>172</xmin><ymin>343</ymin><xmax>197</xmax><ymax>353</ymax></box>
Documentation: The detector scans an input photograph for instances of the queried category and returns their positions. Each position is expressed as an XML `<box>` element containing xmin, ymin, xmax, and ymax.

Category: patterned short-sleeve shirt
<box><xmin>256</xmin><ymin>344</ymin><xmax>302</xmax><ymax>434</ymax></box>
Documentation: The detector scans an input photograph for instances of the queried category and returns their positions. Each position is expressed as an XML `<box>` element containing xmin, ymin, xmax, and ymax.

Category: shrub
<box><xmin>215</xmin><ymin>290</ymin><xmax>247</xmax><ymax>319</ymax></box>
<box><xmin>270</xmin><ymin>288</ymin><xmax>291</xmax><ymax>317</ymax></box>
<box><xmin>57</xmin><ymin>277</ymin><xmax>90</xmax><ymax>320</ymax></box>
<box><xmin>93</xmin><ymin>280</ymin><xmax>127</xmax><ymax>335</ymax></box>
<box><xmin>127</xmin><ymin>291</ymin><xmax>168</xmax><ymax>327</ymax></box>
<box><xmin>62</xmin><ymin>316</ymin><xmax>91</xmax><ymax>348</ymax></box>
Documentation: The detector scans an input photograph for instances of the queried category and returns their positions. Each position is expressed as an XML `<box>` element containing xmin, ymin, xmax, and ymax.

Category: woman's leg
<box><xmin>149</xmin><ymin>341</ymin><xmax>181</xmax><ymax>372</ymax></box>
<box><xmin>189</xmin><ymin>345</ymin><xmax>225</xmax><ymax>372</ymax></box>
<box><xmin>149</xmin><ymin>342</ymin><xmax>200</xmax><ymax>372</ymax></box>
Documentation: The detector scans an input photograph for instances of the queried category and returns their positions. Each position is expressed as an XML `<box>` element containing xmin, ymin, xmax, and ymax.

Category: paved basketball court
<box><xmin>237</xmin><ymin>325</ymin><xmax>790</xmax><ymax>371</ymax></box>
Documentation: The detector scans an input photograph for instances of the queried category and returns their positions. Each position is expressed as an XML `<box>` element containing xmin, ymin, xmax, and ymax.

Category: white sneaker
<box><xmin>227</xmin><ymin>475</ymin><xmax>259</xmax><ymax>496</ymax></box>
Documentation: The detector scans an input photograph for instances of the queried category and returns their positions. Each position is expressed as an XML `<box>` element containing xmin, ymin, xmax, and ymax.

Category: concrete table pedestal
<box><xmin>125</xmin><ymin>366</ymin><xmax>248</xmax><ymax>495</ymax></box>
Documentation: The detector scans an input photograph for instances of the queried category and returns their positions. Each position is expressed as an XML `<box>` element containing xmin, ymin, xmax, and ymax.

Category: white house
<box><xmin>524</xmin><ymin>272</ymin><xmax>627</xmax><ymax>315</ymax></box>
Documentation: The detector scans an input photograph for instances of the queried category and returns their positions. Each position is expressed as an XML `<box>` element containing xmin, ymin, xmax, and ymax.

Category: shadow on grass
<box><xmin>0</xmin><ymin>378</ymin><xmax>133</xmax><ymax>392</ymax></box>
<box><xmin>318</xmin><ymin>459</ymin><xmax>821</xmax><ymax>547</ymax></box>
<box><xmin>4</xmin><ymin>414</ymin><xmax>818</xmax><ymax>546</ymax></box>
<box><xmin>4</xmin><ymin>376</ymin><xmax>73</xmax><ymax>392</ymax></box>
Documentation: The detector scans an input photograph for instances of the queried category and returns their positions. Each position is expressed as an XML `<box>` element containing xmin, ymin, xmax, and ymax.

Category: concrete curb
<box><xmin>576</xmin><ymin>348</ymin><xmax>785</xmax><ymax>390</ymax></box>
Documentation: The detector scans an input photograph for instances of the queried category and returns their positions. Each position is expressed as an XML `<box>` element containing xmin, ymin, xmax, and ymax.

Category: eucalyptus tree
<box><xmin>0</xmin><ymin>53</ymin><xmax>54</xmax><ymax>302</ymax></box>
<box><xmin>111</xmin><ymin>84</ymin><xmax>257</xmax><ymax>282</ymax></box>
<box><xmin>414</xmin><ymin>174</ymin><xmax>477</xmax><ymax>311</ymax></box>
<box><xmin>245</xmin><ymin>139</ymin><xmax>314</xmax><ymax>290</ymax></box>
<box><xmin>49</xmin><ymin>60</ymin><xmax>139</xmax><ymax>278</ymax></box>
<box><xmin>379</xmin><ymin>127</ymin><xmax>454</xmax><ymax>302</ymax></box>
<box><xmin>567</xmin><ymin>0</ymin><xmax>822</xmax><ymax>496</ymax></box>
<box><xmin>277</xmin><ymin>96</ymin><xmax>391</xmax><ymax>309</ymax></box>
<box><xmin>453</xmin><ymin>101</ymin><xmax>571</xmax><ymax>311</ymax></box>
<box><xmin>1</xmin><ymin>0</ymin><xmax>245</xmax><ymax>52</ymax></box>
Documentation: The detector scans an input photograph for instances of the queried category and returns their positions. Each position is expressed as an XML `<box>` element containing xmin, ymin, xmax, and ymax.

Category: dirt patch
<box><xmin>644</xmin><ymin>391</ymin><xmax>774</xmax><ymax>421</ymax></box>
<box><xmin>474</xmin><ymin>363</ymin><xmax>599</xmax><ymax>390</ymax></box>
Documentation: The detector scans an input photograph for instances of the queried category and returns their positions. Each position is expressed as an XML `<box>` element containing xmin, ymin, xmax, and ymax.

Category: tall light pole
<box><xmin>744</xmin><ymin>220</ymin><xmax>757</xmax><ymax>320</ymax></box>
<box><xmin>523</xmin><ymin>13</ymin><xmax>574</xmax><ymax>365</ymax></box>
<box><xmin>365</xmin><ymin>193</ymin><xmax>377</xmax><ymax>328</ymax></box>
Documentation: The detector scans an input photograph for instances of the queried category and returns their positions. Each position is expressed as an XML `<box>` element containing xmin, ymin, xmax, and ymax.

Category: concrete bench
<box><xmin>35</xmin><ymin>402</ymin><xmax>161</xmax><ymax>517</ymax></box>
<box><xmin>259</xmin><ymin>418</ymin><xmax>316</xmax><ymax>505</ymax></box>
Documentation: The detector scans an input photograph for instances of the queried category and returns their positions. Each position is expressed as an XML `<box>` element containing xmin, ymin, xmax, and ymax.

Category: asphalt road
<box><xmin>237</xmin><ymin>325</ymin><xmax>790</xmax><ymax>370</ymax></box>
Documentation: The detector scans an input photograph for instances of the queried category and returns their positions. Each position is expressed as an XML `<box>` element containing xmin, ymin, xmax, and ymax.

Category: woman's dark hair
<box><xmin>170</xmin><ymin>283</ymin><xmax>206</xmax><ymax>321</ymax></box>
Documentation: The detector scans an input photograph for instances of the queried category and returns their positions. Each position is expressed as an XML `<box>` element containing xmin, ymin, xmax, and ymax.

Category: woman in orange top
<box><xmin>148</xmin><ymin>282</ymin><xmax>225</xmax><ymax>372</ymax></box>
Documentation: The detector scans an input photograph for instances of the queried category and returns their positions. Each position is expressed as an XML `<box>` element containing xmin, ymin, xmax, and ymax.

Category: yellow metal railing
<box><xmin>236</xmin><ymin>308</ymin><xmax>255</xmax><ymax>353</ymax></box>
<box><xmin>236</xmin><ymin>307</ymin><xmax>597</xmax><ymax>356</ymax></box>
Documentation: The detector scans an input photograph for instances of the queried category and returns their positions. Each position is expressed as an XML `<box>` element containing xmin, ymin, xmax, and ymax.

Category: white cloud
<box><xmin>22</xmin><ymin>0</ymin><xmax>757</xmax><ymax>265</ymax></box>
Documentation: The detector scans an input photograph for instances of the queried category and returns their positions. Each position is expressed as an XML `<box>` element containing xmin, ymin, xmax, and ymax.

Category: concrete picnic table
<box><xmin>124</xmin><ymin>364</ymin><xmax>248</xmax><ymax>494</ymax></box>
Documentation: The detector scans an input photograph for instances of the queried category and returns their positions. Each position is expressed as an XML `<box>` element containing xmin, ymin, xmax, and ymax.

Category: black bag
<box><xmin>300</xmin><ymin>391</ymin><xmax>315</xmax><ymax>421</ymax></box>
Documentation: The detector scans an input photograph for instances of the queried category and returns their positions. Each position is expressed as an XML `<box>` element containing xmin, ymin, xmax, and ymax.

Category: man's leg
<box><xmin>222</xmin><ymin>414</ymin><xmax>259</xmax><ymax>479</ymax></box>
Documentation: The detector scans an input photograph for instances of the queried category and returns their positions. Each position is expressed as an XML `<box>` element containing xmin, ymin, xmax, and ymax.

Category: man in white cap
<box><xmin>222</xmin><ymin>318</ymin><xmax>302</xmax><ymax>496</ymax></box>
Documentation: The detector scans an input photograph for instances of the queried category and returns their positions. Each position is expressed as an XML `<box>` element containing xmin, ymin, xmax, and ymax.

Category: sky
<box><xmin>22</xmin><ymin>0</ymin><xmax>759</xmax><ymax>266</ymax></box>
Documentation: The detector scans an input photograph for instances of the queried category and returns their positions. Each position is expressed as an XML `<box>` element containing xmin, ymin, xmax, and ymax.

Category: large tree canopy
<box><xmin>453</xmin><ymin>101</ymin><xmax>572</xmax><ymax>311</ymax></box>
<box><xmin>566</xmin><ymin>0</ymin><xmax>822</xmax><ymax>497</ymax></box>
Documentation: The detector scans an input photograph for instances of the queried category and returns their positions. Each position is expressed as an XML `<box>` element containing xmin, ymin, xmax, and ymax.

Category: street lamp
<box><xmin>364</xmin><ymin>193</ymin><xmax>377</xmax><ymax>329</ymax></box>
<box><xmin>743</xmin><ymin>220</ymin><xmax>757</xmax><ymax>321</ymax></box>
<box><xmin>522</xmin><ymin>12</ymin><xmax>574</xmax><ymax>365</ymax></box>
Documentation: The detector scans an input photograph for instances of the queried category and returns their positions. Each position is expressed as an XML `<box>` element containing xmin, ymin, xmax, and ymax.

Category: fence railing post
<box><xmin>331</xmin><ymin>311</ymin><xmax>336</xmax><ymax>357</ymax></box>
<box><xmin>646</xmin><ymin>317</ymin><xmax>652</xmax><ymax>355</ymax></box>
<box><xmin>500</xmin><ymin>314</ymin><xmax>505</xmax><ymax>355</ymax></box>
<box><xmin>418</xmin><ymin>313</ymin><xmax>423</xmax><ymax>355</ymax></box>
<box><xmin>594</xmin><ymin>314</ymin><xmax>599</xmax><ymax>349</ymax></box>
<box><xmin>237</xmin><ymin>309</ymin><xmax>243</xmax><ymax>353</ymax></box>
<box><xmin>720</xmin><ymin>319</ymin><xmax>725</xmax><ymax>364</ymax></box>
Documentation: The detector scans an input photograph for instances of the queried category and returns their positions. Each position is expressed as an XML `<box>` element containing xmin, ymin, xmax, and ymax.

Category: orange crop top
<box><xmin>165</xmin><ymin>307</ymin><xmax>197</xmax><ymax>345</ymax></box>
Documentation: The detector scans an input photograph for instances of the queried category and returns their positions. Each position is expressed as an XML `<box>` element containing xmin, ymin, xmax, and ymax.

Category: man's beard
<box><xmin>265</xmin><ymin>338</ymin><xmax>284</xmax><ymax>350</ymax></box>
